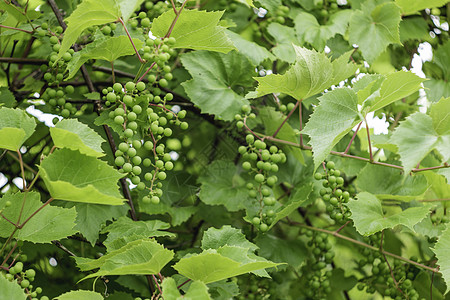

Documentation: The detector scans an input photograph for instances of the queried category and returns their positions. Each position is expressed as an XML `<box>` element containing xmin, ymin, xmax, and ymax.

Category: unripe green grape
<box><xmin>246</xmin><ymin>134</ymin><xmax>255</xmax><ymax>144</ymax></box>
<box><xmin>144</xmin><ymin>141</ymin><xmax>154</xmax><ymax>150</ymax></box>
<box><xmin>242</xmin><ymin>161</ymin><xmax>251</xmax><ymax>170</ymax></box>
<box><xmin>48</xmin><ymin>99</ymin><xmax>56</xmax><ymax>106</ymax></box>
<box><xmin>159</xmin><ymin>117</ymin><xmax>167</xmax><ymax>126</ymax></box>
<box><xmin>114</xmin><ymin>115</ymin><xmax>124</xmax><ymax>124</ymax></box>
<box><xmin>142</xmin><ymin>158</ymin><xmax>151</xmax><ymax>167</ymax></box>
<box><xmin>271</xmin><ymin>164</ymin><xmax>279</xmax><ymax>172</ymax></box>
<box><xmin>241</xmin><ymin>104</ymin><xmax>251</xmax><ymax>114</ymax></box>
<box><xmin>43</xmin><ymin>72</ymin><xmax>53</xmax><ymax>81</ymax></box>
<box><xmin>5</xmin><ymin>200</ymin><xmax>11</xmax><ymax>207</ymax></box>
<box><xmin>155</xmin><ymin>160</ymin><xmax>164</xmax><ymax>168</ymax></box>
<box><xmin>132</xmin><ymin>105</ymin><xmax>142</xmax><ymax>114</ymax></box>
<box><xmin>254</xmin><ymin>140</ymin><xmax>266</xmax><ymax>149</ymax></box>
<box><xmin>125</xmin><ymin>82</ymin><xmax>135</xmax><ymax>91</ymax></box>
<box><xmin>115</xmin><ymin>107</ymin><xmax>125</xmax><ymax>116</ymax></box>
<box><xmin>165</xmin><ymin>93</ymin><xmax>173</xmax><ymax>101</ymax></box>
<box><xmin>122</xmin><ymin>163</ymin><xmax>132</xmax><ymax>172</ymax></box>
<box><xmin>255</xmin><ymin>173</ymin><xmax>264</xmax><ymax>183</ymax></box>
<box><xmin>151</xmin><ymin>196</ymin><xmax>160</xmax><ymax>204</ymax></box>
<box><xmin>14</xmin><ymin>262</ymin><xmax>23</xmax><ymax>273</ymax></box>
<box><xmin>127</xmin><ymin>121</ymin><xmax>138</xmax><ymax>131</ymax></box>
<box><xmin>101</xmin><ymin>25</ymin><xmax>111</xmax><ymax>34</ymax></box>
<box><xmin>124</xmin><ymin>128</ymin><xmax>134</xmax><ymax>138</ymax></box>
<box><xmin>157</xmin><ymin>126</ymin><xmax>164</xmax><ymax>135</ymax></box>
<box><xmin>131</xmin><ymin>140</ymin><xmax>141</xmax><ymax>149</ymax></box>
<box><xmin>132</xmin><ymin>156</ymin><xmax>142</xmax><ymax>165</ymax></box>
<box><xmin>159</xmin><ymin>79</ymin><xmax>168</xmax><ymax>87</ymax></box>
<box><xmin>267</xmin><ymin>176</ymin><xmax>277</xmax><ymax>186</ymax></box>
<box><xmin>106</xmin><ymin>92</ymin><xmax>116</xmax><ymax>102</ymax></box>
<box><xmin>142</xmin><ymin>196</ymin><xmax>151</xmax><ymax>203</ymax></box>
<box><xmin>180</xmin><ymin>122</ymin><xmax>188</xmax><ymax>130</ymax></box>
<box><xmin>62</xmin><ymin>52</ymin><xmax>72</xmax><ymax>62</ymax></box>
<box><xmin>259</xmin><ymin>223</ymin><xmax>269</xmax><ymax>232</ymax></box>
<box><xmin>148</xmin><ymin>74</ymin><xmax>156</xmax><ymax>83</ymax></box>
<box><xmin>65</xmin><ymin>85</ymin><xmax>74</xmax><ymax>94</ymax></box>
<box><xmin>123</xmin><ymin>95</ymin><xmax>133</xmax><ymax>106</ymax></box>
<box><xmin>61</xmin><ymin>109</ymin><xmax>70</xmax><ymax>118</ymax></box>
<box><xmin>113</xmin><ymin>83</ymin><xmax>123</xmax><ymax>93</ymax></box>
<box><xmin>261</xmin><ymin>151</ymin><xmax>271</xmax><ymax>161</ymax></box>
<box><xmin>252</xmin><ymin>217</ymin><xmax>261</xmax><ymax>225</ymax></box>
<box><xmin>20</xmin><ymin>279</ymin><xmax>30</xmax><ymax>288</ymax></box>
<box><xmin>115</xmin><ymin>156</ymin><xmax>125</xmax><ymax>166</ymax></box>
<box><xmin>127</xmin><ymin>147</ymin><xmax>137</xmax><ymax>157</ymax></box>
<box><xmin>164</xmin><ymin>128</ymin><xmax>172</xmax><ymax>136</ymax></box>
<box><xmin>336</xmin><ymin>177</ymin><xmax>344</xmax><ymax>185</ymax></box>
<box><xmin>158</xmin><ymin>171</ymin><xmax>167</xmax><ymax>180</ymax></box>
<box><xmin>136</xmin><ymin>81</ymin><xmax>146</xmax><ymax>91</ymax></box>
<box><xmin>156</xmin><ymin>145</ymin><xmax>164</xmax><ymax>154</ymax></box>
<box><xmin>49</xmin><ymin>36</ymin><xmax>59</xmax><ymax>44</ymax></box>
<box><xmin>118</xmin><ymin>142</ymin><xmax>129</xmax><ymax>152</ymax></box>
<box><xmin>326</xmin><ymin>161</ymin><xmax>335</xmax><ymax>169</ymax></box>
<box><xmin>131</xmin><ymin>176</ymin><xmax>140</xmax><ymax>184</ymax></box>
<box><xmin>248</xmin><ymin>190</ymin><xmax>257</xmax><ymax>197</ymax></box>
<box><xmin>132</xmin><ymin>166</ymin><xmax>142</xmax><ymax>175</ymax></box>
<box><xmin>165</xmin><ymin>161</ymin><xmax>174</xmax><ymax>170</ymax></box>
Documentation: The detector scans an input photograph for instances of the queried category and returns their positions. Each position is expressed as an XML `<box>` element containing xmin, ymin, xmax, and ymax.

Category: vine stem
<box><xmin>0</xmin><ymin>24</ymin><xmax>33</xmax><ymax>34</ymax></box>
<box><xmin>118</xmin><ymin>17</ymin><xmax>144</xmax><ymax>63</ymax></box>
<box><xmin>288</xmin><ymin>221</ymin><xmax>439</xmax><ymax>273</ymax></box>
<box><xmin>272</xmin><ymin>100</ymin><xmax>300</xmax><ymax>138</ymax></box>
<box><xmin>364</xmin><ymin>117</ymin><xmax>373</xmax><ymax>161</ymax></box>
<box><xmin>344</xmin><ymin>122</ymin><xmax>362</xmax><ymax>154</ymax></box>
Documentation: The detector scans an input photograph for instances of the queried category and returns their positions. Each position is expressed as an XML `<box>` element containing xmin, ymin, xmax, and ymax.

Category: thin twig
<box><xmin>364</xmin><ymin>117</ymin><xmax>373</xmax><ymax>161</ymax></box>
<box><xmin>0</xmin><ymin>24</ymin><xmax>33</xmax><ymax>34</ymax></box>
<box><xmin>344</xmin><ymin>122</ymin><xmax>362</xmax><ymax>154</ymax></box>
<box><xmin>272</xmin><ymin>100</ymin><xmax>300</xmax><ymax>138</ymax></box>
<box><xmin>118</xmin><ymin>18</ymin><xmax>144</xmax><ymax>63</ymax></box>
<box><xmin>52</xmin><ymin>240</ymin><xmax>77</xmax><ymax>256</ymax></box>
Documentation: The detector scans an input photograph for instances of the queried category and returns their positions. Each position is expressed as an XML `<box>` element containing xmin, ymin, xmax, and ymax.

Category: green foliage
<box><xmin>0</xmin><ymin>107</ymin><xmax>36</xmax><ymax>151</ymax></box>
<box><xmin>1</xmin><ymin>0</ymin><xmax>450</xmax><ymax>298</ymax></box>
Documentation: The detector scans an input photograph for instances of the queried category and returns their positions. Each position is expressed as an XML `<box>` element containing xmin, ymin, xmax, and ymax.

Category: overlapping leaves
<box><xmin>0</xmin><ymin>107</ymin><xmax>36</xmax><ymax>151</ymax></box>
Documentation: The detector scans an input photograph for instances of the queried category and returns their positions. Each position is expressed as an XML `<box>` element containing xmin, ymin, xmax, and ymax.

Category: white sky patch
<box><xmin>26</xmin><ymin>105</ymin><xmax>61</xmax><ymax>127</ymax></box>
<box><xmin>0</xmin><ymin>173</ymin><xmax>7</xmax><ymax>188</ymax></box>
<box><xmin>12</xmin><ymin>177</ymin><xmax>26</xmax><ymax>190</ymax></box>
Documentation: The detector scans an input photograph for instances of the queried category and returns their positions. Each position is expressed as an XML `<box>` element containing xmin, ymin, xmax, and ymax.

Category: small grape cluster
<box><xmin>236</xmin><ymin>275</ymin><xmax>272</xmax><ymax>300</ymax></box>
<box><xmin>41</xmin><ymin>85</ymin><xmax>76</xmax><ymax>118</ymax></box>
<box><xmin>315</xmin><ymin>161</ymin><xmax>352</xmax><ymax>224</ymax></box>
<box><xmin>356</xmin><ymin>233</ymin><xmax>422</xmax><ymax>299</ymax></box>
<box><xmin>300</xmin><ymin>229</ymin><xmax>334</xmax><ymax>300</ymax></box>
<box><xmin>1</xmin><ymin>250</ymin><xmax>47</xmax><ymax>300</ymax></box>
<box><xmin>141</xmin><ymin>37</ymin><xmax>177</xmax><ymax>83</ymax></box>
<box><xmin>143</xmin><ymin>1</ymin><xmax>170</xmax><ymax>21</ymax></box>
<box><xmin>265</xmin><ymin>5</ymin><xmax>289</xmax><ymax>24</ymax></box>
<box><xmin>38</xmin><ymin>23</ymin><xmax>73</xmax><ymax>86</ymax></box>
<box><xmin>103</xmin><ymin>81</ymin><xmax>187</xmax><ymax>204</ymax></box>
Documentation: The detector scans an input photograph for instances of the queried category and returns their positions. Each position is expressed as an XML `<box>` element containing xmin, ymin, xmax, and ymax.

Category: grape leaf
<box><xmin>259</xmin><ymin>107</ymin><xmax>304</xmax><ymax>164</ymax></box>
<box><xmin>180</xmin><ymin>50</ymin><xmax>252</xmax><ymax>121</ymax></box>
<box><xmin>399</xmin><ymin>17</ymin><xmax>430</xmax><ymax>42</ymax></box>
<box><xmin>303</xmin><ymin>87</ymin><xmax>360</xmax><ymax>169</ymax></box>
<box><xmin>270</xmin><ymin>183</ymin><xmax>313</xmax><ymax>228</ymax></box>
<box><xmin>173</xmin><ymin>246</ymin><xmax>281</xmax><ymax>284</ymax></box>
<box><xmin>54</xmin><ymin>290</ymin><xmax>104</xmax><ymax>300</ymax></box>
<box><xmin>356</xmin><ymin>164</ymin><xmax>428</xmax><ymax>201</ymax></box>
<box><xmin>0</xmin><ymin>192</ymin><xmax>77</xmax><ymax>243</ymax></box>
<box><xmin>430</xmin><ymin>97</ymin><xmax>450</xmax><ymax>135</ymax></box>
<box><xmin>295</xmin><ymin>10</ymin><xmax>352</xmax><ymax>50</ymax></box>
<box><xmin>255</xmin><ymin>234</ymin><xmax>308</xmax><ymax>269</ymax></box>
<box><xmin>75</xmin><ymin>239</ymin><xmax>174</xmax><ymax>281</ymax></box>
<box><xmin>102</xmin><ymin>217</ymin><xmax>175</xmax><ymax>251</ymax></box>
<box><xmin>115</xmin><ymin>0</ymin><xmax>145</xmax><ymax>21</ymax></box>
<box><xmin>0</xmin><ymin>87</ymin><xmax>17</xmax><ymax>108</ymax></box>
<box><xmin>391</xmin><ymin>111</ymin><xmax>450</xmax><ymax>175</ymax></box>
<box><xmin>363</xmin><ymin>71</ymin><xmax>425</xmax><ymax>113</ymax></box>
<box><xmin>50</xmin><ymin>119</ymin><xmax>106</xmax><ymax>157</ymax></box>
<box><xmin>248</xmin><ymin>46</ymin><xmax>357</xmax><ymax>100</ymax></box>
<box><xmin>267</xmin><ymin>23</ymin><xmax>297</xmax><ymax>63</ymax></box>
<box><xmin>66</xmin><ymin>36</ymin><xmax>144</xmax><ymax>80</ymax></box>
<box><xmin>0</xmin><ymin>107</ymin><xmax>36</xmax><ymax>151</ymax></box>
<box><xmin>0</xmin><ymin>274</ymin><xmax>27</xmax><ymax>300</ymax></box>
<box><xmin>57</xmin><ymin>0</ymin><xmax>120</xmax><ymax>61</ymax></box>
<box><xmin>349</xmin><ymin>0</ymin><xmax>402</xmax><ymax>62</ymax></box>
<box><xmin>347</xmin><ymin>192</ymin><xmax>431</xmax><ymax>236</ymax></box>
<box><xmin>162</xmin><ymin>278</ymin><xmax>211</xmax><ymax>300</ymax></box>
<box><xmin>201</xmin><ymin>225</ymin><xmax>258</xmax><ymax>251</ymax></box>
<box><xmin>424</xmin><ymin>80</ymin><xmax>450</xmax><ymax>103</ymax></box>
<box><xmin>433</xmin><ymin>224</ymin><xmax>450</xmax><ymax>294</ymax></box>
<box><xmin>39</xmin><ymin>149</ymin><xmax>126</xmax><ymax>205</ymax></box>
<box><xmin>68</xmin><ymin>203</ymin><xmax>128</xmax><ymax>246</ymax></box>
<box><xmin>395</xmin><ymin>0</ymin><xmax>449</xmax><ymax>16</ymax></box>
<box><xmin>151</xmin><ymin>10</ymin><xmax>235</xmax><ymax>53</ymax></box>
<box><xmin>198</xmin><ymin>161</ymin><xmax>250</xmax><ymax>211</ymax></box>
<box><xmin>226</xmin><ymin>30</ymin><xmax>275</xmax><ymax>65</ymax></box>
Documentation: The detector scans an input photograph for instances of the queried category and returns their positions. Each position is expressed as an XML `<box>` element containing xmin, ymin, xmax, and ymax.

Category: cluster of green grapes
<box><xmin>41</xmin><ymin>85</ymin><xmax>76</xmax><ymax>118</ymax></box>
<box><xmin>143</xmin><ymin>1</ymin><xmax>170</xmax><ymax>21</ymax></box>
<box><xmin>300</xmin><ymin>229</ymin><xmax>334</xmax><ymax>300</ymax></box>
<box><xmin>1</xmin><ymin>250</ymin><xmax>47</xmax><ymax>300</ymax></box>
<box><xmin>314</xmin><ymin>161</ymin><xmax>352</xmax><ymax>224</ymax></box>
<box><xmin>102</xmin><ymin>80</ymin><xmax>187</xmax><ymax>204</ymax></box>
<box><xmin>141</xmin><ymin>36</ymin><xmax>177</xmax><ymax>74</ymax></box>
<box><xmin>235</xmin><ymin>275</ymin><xmax>273</xmax><ymax>300</ymax></box>
<box><xmin>356</xmin><ymin>233</ymin><xmax>423</xmax><ymax>299</ymax></box>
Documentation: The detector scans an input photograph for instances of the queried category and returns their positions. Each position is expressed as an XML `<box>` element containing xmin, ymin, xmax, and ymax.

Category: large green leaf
<box><xmin>430</xmin><ymin>97</ymin><xmax>450</xmax><ymax>135</ymax></box>
<box><xmin>391</xmin><ymin>110</ymin><xmax>450</xmax><ymax>174</ymax></box>
<box><xmin>173</xmin><ymin>246</ymin><xmax>280</xmax><ymax>284</ymax></box>
<box><xmin>356</xmin><ymin>164</ymin><xmax>428</xmax><ymax>201</ymax></box>
<box><xmin>424</xmin><ymin>80</ymin><xmax>450</xmax><ymax>103</ymax></box>
<box><xmin>102</xmin><ymin>217</ymin><xmax>175</xmax><ymax>251</ymax></box>
<box><xmin>0</xmin><ymin>192</ymin><xmax>77</xmax><ymax>243</ymax></box>
<box><xmin>433</xmin><ymin>224</ymin><xmax>450</xmax><ymax>294</ymax></box>
<box><xmin>66</xmin><ymin>36</ymin><xmax>144</xmax><ymax>80</ymax></box>
<box><xmin>259</xmin><ymin>107</ymin><xmax>304</xmax><ymax>164</ymax></box>
<box><xmin>198</xmin><ymin>161</ymin><xmax>250</xmax><ymax>211</ymax></box>
<box><xmin>180</xmin><ymin>51</ymin><xmax>252</xmax><ymax>121</ymax></box>
<box><xmin>39</xmin><ymin>149</ymin><xmax>126</xmax><ymax>205</ymax></box>
<box><xmin>151</xmin><ymin>10</ymin><xmax>235</xmax><ymax>53</ymax></box>
<box><xmin>395</xmin><ymin>0</ymin><xmax>449</xmax><ymax>16</ymax></box>
<box><xmin>75</xmin><ymin>239</ymin><xmax>174</xmax><ymax>281</ymax></box>
<box><xmin>0</xmin><ymin>87</ymin><xmax>17</xmax><ymax>108</ymax></box>
<box><xmin>54</xmin><ymin>290</ymin><xmax>104</xmax><ymax>300</ymax></box>
<box><xmin>0</xmin><ymin>107</ymin><xmax>36</xmax><ymax>151</ymax></box>
<box><xmin>58</xmin><ymin>0</ymin><xmax>120</xmax><ymax>61</ymax></box>
<box><xmin>303</xmin><ymin>87</ymin><xmax>360</xmax><ymax>169</ymax></box>
<box><xmin>267</xmin><ymin>23</ymin><xmax>297</xmax><ymax>63</ymax></box>
<box><xmin>255</xmin><ymin>234</ymin><xmax>308</xmax><ymax>269</ymax></box>
<box><xmin>50</xmin><ymin>119</ymin><xmax>105</xmax><ymax>157</ymax></box>
<box><xmin>295</xmin><ymin>10</ymin><xmax>352</xmax><ymax>50</ymax></box>
<box><xmin>226</xmin><ymin>30</ymin><xmax>275</xmax><ymax>65</ymax></box>
<box><xmin>248</xmin><ymin>46</ymin><xmax>357</xmax><ymax>100</ymax></box>
<box><xmin>349</xmin><ymin>0</ymin><xmax>402</xmax><ymax>62</ymax></box>
<box><xmin>363</xmin><ymin>71</ymin><xmax>424</xmax><ymax>112</ymax></box>
<box><xmin>347</xmin><ymin>192</ymin><xmax>431</xmax><ymax>236</ymax></box>
<box><xmin>115</xmin><ymin>0</ymin><xmax>145</xmax><ymax>21</ymax></box>
<box><xmin>201</xmin><ymin>225</ymin><xmax>258</xmax><ymax>251</ymax></box>
<box><xmin>0</xmin><ymin>274</ymin><xmax>27</xmax><ymax>300</ymax></box>
<box><xmin>68</xmin><ymin>203</ymin><xmax>127</xmax><ymax>246</ymax></box>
